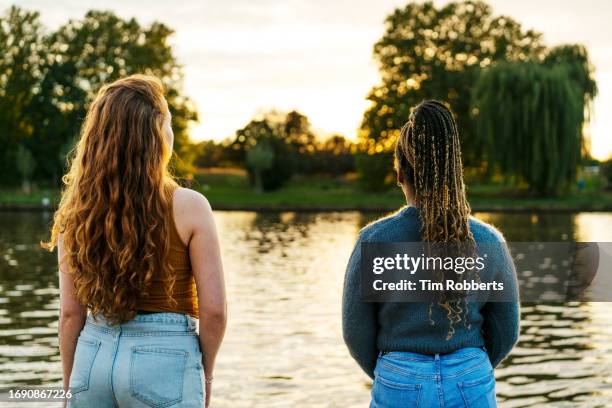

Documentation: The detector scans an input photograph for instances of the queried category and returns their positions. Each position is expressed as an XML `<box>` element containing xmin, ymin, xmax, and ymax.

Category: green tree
<box><xmin>355</xmin><ymin>152</ymin><xmax>395</xmax><ymax>191</ymax></box>
<box><xmin>314</xmin><ymin>135</ymin><xmax>355</xmax><ymax>176</ymax></box>
<box><xmin>0</xmin><ymin>7</ymin><xmax>198</xmax><ymax>185</ymax></box>
<box><xmin>0</xmin><ymin>6</ymin><xmax>44</xmax><ymax>185</ymax></box>
<box><xmin>193</xmin><ymin>140</ymin><xmax>232</xmax><ymax>168</ymax></box>
<box><xmin>16</xmin><ymin>144</ymin><xmax>35</xmax><ymax>193</ymax></box>
<box><xmin>284</xmin><ymin>110</ymin><xmax>317</xmax><ymax>154</ymax></box>
<box><xmin>39</xmin><ymin>10</ymin><xmax>197</xmax><ymax>179</ymax></box>
<box><xmin>471</xmin><ymin>59</ymin><xmax>594</xmax><ymax>195</ymax></box>
<box><xmin>233</xmin><ymin>117</ymin><xmax>293</xmax><ymax>191</ymax></box>
<box><xmin>246</xmin><ymin>141</ymin><xmax>274</xmax><ymax>192</ymax></box>
<box><xmin>601</xmin><ymin>159</ymin><xmax>612</xmax><ymax>189</ymax></box>
<box><xmin>283</xmin><ymin>110</ymin><xmax>319</xmax><ymax>174</ymax></box>
<box><xmin>359</xmin><ymin>0</ymin><xmax>544</xmax><ymax>186</ymax></box>
<box><xmin>543</xmin><ymin>44</ymin><xmax>597</xmax><ymax>123</ymax></box>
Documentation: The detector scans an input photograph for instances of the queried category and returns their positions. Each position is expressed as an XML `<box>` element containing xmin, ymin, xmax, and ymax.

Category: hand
<box><xmin>205</xmin><ymin>382</ymin><xmax>212</xmax><ymax>407</ymax></box>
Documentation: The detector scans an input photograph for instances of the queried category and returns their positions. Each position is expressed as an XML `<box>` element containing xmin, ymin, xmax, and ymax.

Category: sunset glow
<box><xmin>10</xmin><ymin>0</ymin><xmax>612</xmax><ymax>159</ymax></box>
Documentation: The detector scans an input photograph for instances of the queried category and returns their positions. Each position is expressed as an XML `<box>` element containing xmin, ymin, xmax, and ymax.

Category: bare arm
<box><xmin>179</xmin><ymin>190</ymin><xmax>227</xmax><ymax>403</ymax></box>
<box><xmin>57</xmin><ymin>236</ymin><xmax>87</xmax><ymax>391</ymax></box>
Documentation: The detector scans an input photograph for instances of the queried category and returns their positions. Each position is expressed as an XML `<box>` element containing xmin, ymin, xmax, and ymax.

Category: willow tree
<box><xmin>471</xmin><ymin>48</ymin><xmax>596</xmax><ymax>196</ymax></box>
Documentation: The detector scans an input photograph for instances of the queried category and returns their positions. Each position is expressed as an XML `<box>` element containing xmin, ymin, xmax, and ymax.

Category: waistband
<box><xmin>85</xmin><ymin>312</ymin><xmax>198</xmax><ymax>335</ymax></box>
<box><xmin>376</xmin><ymin>347</ymin><xmax>490</xmax><ymax>380</ymax></box>
<box><xmin>380</xmin><ymin>346</ymin><xmax>487</xmax><ymax>361</ymax></box>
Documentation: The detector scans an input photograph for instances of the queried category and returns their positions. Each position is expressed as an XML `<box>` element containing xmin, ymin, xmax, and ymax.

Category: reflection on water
<box><xmin>1</xmin><ymin>210</ymin><xmax>612</xmax><ymax>407</ymax></box>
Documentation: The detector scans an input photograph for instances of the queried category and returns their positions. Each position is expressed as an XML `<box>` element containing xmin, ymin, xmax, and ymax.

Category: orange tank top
<box><xmin>137</xmin><ymin>193</ymin><xmax>199</xmax><ymax>318</ymax></box>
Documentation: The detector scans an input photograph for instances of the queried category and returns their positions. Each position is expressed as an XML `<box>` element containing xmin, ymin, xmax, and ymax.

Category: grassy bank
<box><xmin>0</xmin><ymin>189</ymin><xmax>60</xmax><ymax>206</ymax></box>
<box><xmin>2</xmin><ymin>170</ymin><xmax>612</xmax><ymax>212</ymax></box>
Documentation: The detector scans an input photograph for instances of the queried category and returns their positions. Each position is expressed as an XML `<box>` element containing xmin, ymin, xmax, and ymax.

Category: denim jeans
<box><xmin>68</xmin><ymin>312</ymin><xmax>204</xmax><ymax>408</ymax></box>
<box><xmin>370</xmin><ymin>347</ymin><xmax>497</xmax><ymax>408</ymax></box>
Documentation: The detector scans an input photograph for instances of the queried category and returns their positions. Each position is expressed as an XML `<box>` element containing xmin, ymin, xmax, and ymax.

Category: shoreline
<box><xmin>2</xmin><ymin>203</ymin><xmax>611</xmax><ymax>213</ymax></box>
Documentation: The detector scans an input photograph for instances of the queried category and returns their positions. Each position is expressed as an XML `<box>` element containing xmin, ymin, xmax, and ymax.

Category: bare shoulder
<box><xmin>173</xmin><ymin>187</ymin><xmax>212</xmax><ymax>215</ymax></box>
<box><xmin>172</xmin><ymin>187</ymin><xmax>214</xmax><ymax>245</ymax></box>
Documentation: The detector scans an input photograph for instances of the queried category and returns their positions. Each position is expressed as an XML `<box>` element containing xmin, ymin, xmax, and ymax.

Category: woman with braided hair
<box><xmin>342</xmin><ymin>100</ymin><xmax>519</xmax><ymax>407</ymax></box>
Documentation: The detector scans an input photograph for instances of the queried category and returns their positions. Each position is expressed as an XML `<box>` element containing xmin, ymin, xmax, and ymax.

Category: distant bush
<box><xmin>232</xmin><ymin>118</ymin><xmax>293</xmax><ymax>191</ymax></box>
<box><xmin>192</xmin><ymin>167</ymin><xmax>248</xmax><ymax>189</ymax></box>
<box><xmin>193</xmin><ymin>140</ymin><xmax>233</xmax><ymax>168</ymax></box>
<box><xmin>600</xmin><ymin>160</ymin><xmax>612</xmax><ymax>189</ymax></box>
<box><xmin>258</xmin><ymin>136</ymin><xmax>293</xmax><ymax>191</ymax></box>
<box><xmin>355</xmin><ymin>152</ymin><xmax>394</xmax><ymax>191</ymax></box>
<box><xmin>311</xmin><ymin>135</ymin><xmax>355</xmax><ymax>176</ymax></box>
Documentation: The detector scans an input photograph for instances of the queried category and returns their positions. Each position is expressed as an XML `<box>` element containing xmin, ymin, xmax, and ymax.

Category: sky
<box><xmin>6</xmin><ymin>0</ymin><xmax>612</xmax><ymax>159</ymax></box>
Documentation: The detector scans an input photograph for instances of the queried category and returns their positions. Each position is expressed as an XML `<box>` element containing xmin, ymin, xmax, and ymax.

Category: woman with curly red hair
<box><xmin>44</xmin><ymin>74</ymin><xmax>226</xmax><ymax>407</ymax></box>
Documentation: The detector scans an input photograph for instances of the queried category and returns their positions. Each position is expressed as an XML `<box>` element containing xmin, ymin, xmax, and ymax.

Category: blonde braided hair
<box><xmin>395</xmin><ymin>100</ymin><xmax>476</xmax><ymax>339</ymax></box>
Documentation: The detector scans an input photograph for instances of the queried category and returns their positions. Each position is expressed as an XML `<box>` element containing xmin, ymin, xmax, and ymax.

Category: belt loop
<box><xmin>188</xmin><ymin>317</ymin><xmax>197</xmax><ymax>332</ymax></box>
<box><xmin>434</xmin><ymin>353</ymin><xmax>440</xmax><ymax>361</ymax></box>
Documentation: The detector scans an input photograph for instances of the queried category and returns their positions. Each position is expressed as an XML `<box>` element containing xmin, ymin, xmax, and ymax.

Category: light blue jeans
<box><xmin>68</xmin><ymin>312</ymin><xmax>204</xmax><ymax>408</ymax></box>
<box><xmin>370</xmin><ymin>347</ymin><xmax>497</xmax><ymax>408</ymax></box>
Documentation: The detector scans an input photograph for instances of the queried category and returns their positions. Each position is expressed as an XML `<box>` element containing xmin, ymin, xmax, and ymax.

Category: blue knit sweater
<box><xmin>342</xmin><ymin>206</ymin><xmax>520</xmax><ymax>379</ymax></box>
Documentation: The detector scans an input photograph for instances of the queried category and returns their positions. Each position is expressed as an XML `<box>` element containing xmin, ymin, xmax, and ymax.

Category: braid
<box><xmin>395</xmin><ymin>100</ymin><xmax>476</xmax><ymax>339</ymax></box>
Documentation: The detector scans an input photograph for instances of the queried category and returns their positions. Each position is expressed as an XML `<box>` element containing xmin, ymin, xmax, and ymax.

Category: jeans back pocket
<box><xmin>69</xmin><ymin>336</ymin><xmax>101</xmax><ymax>394</ymax></box>
<box><xmin>457</xmin><ymin>373</ymin><xmax>497</xmax><ymax>408</ymax></box>
<box><xmin>371</xmin><ymin>374</ymin><xmax>422</xmax><ymax>408</ymax></box>
<box><xmin>130</xmin><ymin>347</ymin><xmax>187</xmax><ymax>408</ymax></box>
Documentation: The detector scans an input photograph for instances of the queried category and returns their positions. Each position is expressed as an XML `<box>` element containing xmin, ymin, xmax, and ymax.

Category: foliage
<box><xmin>0</xmin><ymin>6</ymin><xmax>198</xmax><ymax>185</ymax></box>
<box><xmin>246</xmin><ymin>141</ymin><xmax>275</xmax><ymax>192</ymax></box>
<box><xmin>283</xmin><ymin>111</ymin><xmax>317</xmax><ymax>173</ymax></box>
<box><xmin>233</xmin><ymin>117</ymin><xmax>293</xmax><ymax>191</ymax></box>
<box><xmin>471</xmin><ymin>59</ymin><xmax>594</xmax><ymax>195</ymax></box>
<box><xmin>359</xmin><ymin>1</ymin><xmax>597</xmax><ymax>195</ymax></box>
<box><xmin>355</xmin><ymin>152</ymin><xmax>395</xmax><ymax>192</ymax></box>
<box><xmin>601</xmin><ymin>160</ymin><xmax>612</xmax><ymax>187</ymax></box>
<box><xmin>193</xmin><ymin>140</ymin><xmax>233</xmax><ymax>168</ymax></box>
<box><xmin>226</xmin><ymin>110</ymin><xmax>358</xmax><ymax>188</ymax></box>
<box><xmin>0</xmin><ymin>6</ymin><xmax>44</xmax><ymax>184</ymax></box>
<box><xmin>15</xmin><ymin>144</ymin><xmax>35</xmax><ymax>192</ymax></box>
<box><xmin>543</xmin><ymin>45</ymin><xmax>597</xmax><ymax>106</ymax></box>
<box><xmin>194</xmin><ymin>131</ymin><xmax>355</xmax><ymax>178</ymax></box>
<box><xmin>360</xmin><ymin>0</ymin><xmax>543</xmax><ymax>165</ymax></box>
<box><xmin>311</xmin><ymin>135</ymin><xmax>355</xmax><ymax>176</ymax></box>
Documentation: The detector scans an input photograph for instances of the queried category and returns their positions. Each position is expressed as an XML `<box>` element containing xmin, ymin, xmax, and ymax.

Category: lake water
<box><xmin>1</xmin><ymin>210</ymin><xmax>612</xmax><ymax>407</ymax></box>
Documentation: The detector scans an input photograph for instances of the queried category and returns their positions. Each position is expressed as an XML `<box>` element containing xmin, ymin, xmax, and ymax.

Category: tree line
<box><xmin>193</xmin><ymin>110</ymin><xmax>356</xmax><ymax>191</ymax></box>
<box><xmin>0</xmin><ymin>6</ymin><xmax>196</xmax><ymax>189</ymax></box>
<box><xmin>0</xmin><ymin>6</ymin><xmax>354</xmax><ymax>193</ymax></box>
<box><xmin>0</xmin><ymin>1</ymin><xmax>600</xmax><ymax>196</ymax></box>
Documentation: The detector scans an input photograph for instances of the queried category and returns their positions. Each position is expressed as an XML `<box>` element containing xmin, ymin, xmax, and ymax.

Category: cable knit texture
<box><xmin>342</xmin><ymin>206</ymin><xmax>520</xmax><ymax>379</ymax></box>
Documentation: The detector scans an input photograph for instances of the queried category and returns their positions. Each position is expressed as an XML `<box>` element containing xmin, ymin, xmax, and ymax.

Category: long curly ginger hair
<box><xmin>43</xmin><ymin>74</ymin><xmax>178</xmax><ymax>324</ymax></box>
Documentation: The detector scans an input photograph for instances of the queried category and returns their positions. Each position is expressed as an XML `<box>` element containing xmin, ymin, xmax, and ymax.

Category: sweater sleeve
<box><xmin>481</xmin><ymin>241</ymin><xmax>520</xmax><ymax>367</ymax></box>
<box><xmin>342</xmin><ymin>236</ymin><xmax>378</xmax><ymax>379</ymax></box>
